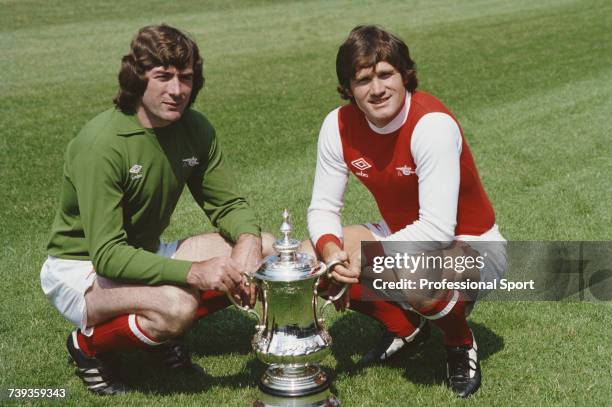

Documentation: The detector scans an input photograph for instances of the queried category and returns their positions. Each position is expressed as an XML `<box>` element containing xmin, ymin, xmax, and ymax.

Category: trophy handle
<box><xmin>226</xmin><ymin>272</ymin><xmax>263</xmax><ymax>328</ymax></box>
<box><xmin>314</xmin><ymin>260</ymin><xmax>350</xmax><ymax>325</ymax></box>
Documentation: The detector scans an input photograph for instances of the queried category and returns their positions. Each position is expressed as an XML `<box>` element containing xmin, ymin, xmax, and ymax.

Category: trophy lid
<box><xmin>254</xmin><ymin>210</ymin><xmax>322</xmax><ymax>282</ymax></box>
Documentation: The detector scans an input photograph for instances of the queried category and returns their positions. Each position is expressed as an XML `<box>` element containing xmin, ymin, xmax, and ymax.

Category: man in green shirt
<box><xmin>40</xmin><ymin>25</ymin><xmax>271</xmax><ymax>395</ymax></box>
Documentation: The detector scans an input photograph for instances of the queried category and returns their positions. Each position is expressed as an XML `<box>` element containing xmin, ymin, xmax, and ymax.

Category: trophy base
<box><xmin>254</xmin><ymin>388</ymin><xmax>340</xmax><ymax>407</ymax></box>
<box><xmin>259</xmin><ymin>365</ymin><xmax>329</xmax><ymax>397</ymax></box>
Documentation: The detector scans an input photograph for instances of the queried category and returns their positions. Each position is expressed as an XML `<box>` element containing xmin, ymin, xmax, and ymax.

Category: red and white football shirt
<box><xmin>308</xmin><ymin>91</ymin><xmax>502</xmax><ymax>252</ymax></box>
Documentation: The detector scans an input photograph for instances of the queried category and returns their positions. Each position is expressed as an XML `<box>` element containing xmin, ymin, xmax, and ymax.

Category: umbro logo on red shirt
<box><xmin>351</xmin><ymin>158</ymin><xmax>371</xmax><ymax>178</ymax></box>
<box><xmin>351</xmin><ymin>157</ymin><xmax>372</xmax><ymax>171</ymax></box>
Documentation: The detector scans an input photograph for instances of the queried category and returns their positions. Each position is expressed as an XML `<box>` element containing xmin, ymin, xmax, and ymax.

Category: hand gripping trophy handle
<box><xmin>226</xmin><ymin>272</ymin><xmax>264</xmax><ymax>330</ymax></box>
<box><xmin>314</xmin><ymin>259</ymin><xmax>351</xmax><ymax>325</ymax></box>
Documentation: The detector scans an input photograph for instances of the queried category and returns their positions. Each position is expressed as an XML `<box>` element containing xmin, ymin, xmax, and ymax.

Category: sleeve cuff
<box><xmin>160</xmin><ymin>258</ymin><xmax>192</xmax><ymax>285</ymax></box>
<box><xmin>315</xmin><ymin>234</ymin><xmax>343</xmax><ymax>255</ymax></box>
<box><xmin>234</xmin><ymin>224</ymin><xmax>261</xmax><ymax>239</ymax></box>
<box><xmin>224</xmin><ymin>224</ymin><xmax>261</xmax><ymax>242</ymax></box>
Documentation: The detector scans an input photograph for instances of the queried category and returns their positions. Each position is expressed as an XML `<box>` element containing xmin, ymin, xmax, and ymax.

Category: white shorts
<box><xmin>40</xmin><ymin>241</ymin><xmax>179</xmax><ymax>334</ymax></box>
<box><xmin>364</xmin><ymin>221</ymin><xmax>507</xmax><ymax>287</ymax></box>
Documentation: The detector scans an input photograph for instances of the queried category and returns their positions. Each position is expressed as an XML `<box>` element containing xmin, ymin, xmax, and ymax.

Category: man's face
<box><xmin>137</xmin><ymin>65</ymin><xmax>194</xmax><ymax>128</ymax></box>
<box><xmin>349</xmin><ymin>61</ymin><xmax>406</xmax><ymax>128</ymax></box>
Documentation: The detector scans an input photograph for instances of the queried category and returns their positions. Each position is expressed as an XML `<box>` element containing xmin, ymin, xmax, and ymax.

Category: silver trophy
<box><xmin>230</xmin><ymin>210</ymin><xmax>347</xmax><ymax>401</ymax></box>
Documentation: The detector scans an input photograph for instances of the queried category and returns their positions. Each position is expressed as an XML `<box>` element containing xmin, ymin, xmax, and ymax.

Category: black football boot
<box><xmin>66</xmin><ymin>331</ymin><xmax>130</xmax><ymax>396</ymax></box>
<box><xmin>445</xmin><ymin>331</ymin><xmax>481</xmax><ymax>398</ymax></box>
<box><xmin>359</xmin><ymin>318</ymin><xmax>430</xmax><ymax>364</ymax></box>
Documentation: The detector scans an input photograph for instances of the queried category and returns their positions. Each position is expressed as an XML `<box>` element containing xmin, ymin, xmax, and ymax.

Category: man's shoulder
<box><xmin>337</xmin><ymin>103</ymin><xmax>366</xmax><ymax>124</ymax></box>
<box><xmin>69</xmin><ymin>109</ymin><xmax>117</xmax><ymax>147</ymax></box>
<box><xmin>335</xmin><ymin>103</ymin><xmax>369</xmax><ymax>134</ymax></box>
<box><xmin>74</xmin><ymin>108</ymin><xmax>130</xmax><ymax>143</ymax></box>
<box><xmin>337</xmin><ymin>103</ymin><xmax>359</xmax><ymax>116</ymax></box>
<box><xmin>410</xmin><ymin>91</ymin><xmax>451</xmax><ymax>114</ymax></box>
<box><xmin>322</xmin><ymin>106</ymin><xmax>342</xmax><ymax>124</ymax></box>
<box><xmin>67</xmin><ymin>108</ymin><xmax>135</xmax><ymax>162</ymax></box>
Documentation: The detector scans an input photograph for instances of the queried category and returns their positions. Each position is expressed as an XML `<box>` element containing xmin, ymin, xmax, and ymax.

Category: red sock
<box><xmin>76</xmin><ymin>314</ymin><xmax>161</xmax><ymax>357</ymax></box>
<box><xmin>196</xmin><ymin>290</ymin><xmax>231</xmax><ymax>319</ymax></box>
<box><xmin>349</xmin><ymin>283</ymin><xmax>420</xmax><ymax>337</ymax></box>
<box><xmin>415</xmin><ymin>290</ymin><xmax>472</xmax><ymax>347</ymax></box>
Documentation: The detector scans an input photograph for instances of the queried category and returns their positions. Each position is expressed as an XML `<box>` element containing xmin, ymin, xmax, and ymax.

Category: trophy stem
<box><xmin>259</xmin><ymin>364</ymin><xmax>329</xmax><ymax>397</ymax></box>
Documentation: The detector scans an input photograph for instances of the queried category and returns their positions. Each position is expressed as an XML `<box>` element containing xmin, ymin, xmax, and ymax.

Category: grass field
<box><xmin>1</xmin><ymin>0</ymin><xmax>611</xmax><ymax>405</ymax></box>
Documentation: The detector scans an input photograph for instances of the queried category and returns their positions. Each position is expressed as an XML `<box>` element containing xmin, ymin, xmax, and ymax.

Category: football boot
<box><xmin>150</xmin><ymin>339</ymin><xmax>205</xmax><ymax>375</ymax></box>
<box><xmin>445</xmin><ymin>331</ymin><xmax>481</xmax><ymax>398</ymax></box>
<box><xmin>358</xmin><ymin>317</ymin><xmax>430</xmax><ymax>364</ymax></box>
<box><xmin>66</xmin><ymin>331</ymin><xmax>130</xmax><ymax>396</ymax></box>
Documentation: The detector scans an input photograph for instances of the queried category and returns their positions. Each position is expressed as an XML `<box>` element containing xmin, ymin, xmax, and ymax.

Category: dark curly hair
<box><xmin>336</xmin><ymin>25</ymin><xmax>417</xmax><ymax>102</ymax></box>
<box><xmin>113</xmin><ymin>25</ymin><xmax>204</xmax><ymax>114</ymax></box>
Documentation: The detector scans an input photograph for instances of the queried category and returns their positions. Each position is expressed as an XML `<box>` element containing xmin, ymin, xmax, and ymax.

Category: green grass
<box><xmin>1</xmin><ymin>0</ymin><xmax>611</xmax><ymax>405</ymax></box>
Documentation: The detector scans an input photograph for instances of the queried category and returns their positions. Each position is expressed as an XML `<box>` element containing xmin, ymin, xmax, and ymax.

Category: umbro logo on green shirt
<box><xmin>129</xmin><ymin>164</ymin><xmax>143</xmax><ymax>180</ymax></box>
<box><xmin>182</xmin><ymin>156</ymin><xmax>199</xmax><ymax>167</ymax></box>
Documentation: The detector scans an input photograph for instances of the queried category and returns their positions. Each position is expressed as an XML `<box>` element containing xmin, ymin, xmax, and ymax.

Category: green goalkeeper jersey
<box><xmin>47</xmin><ymin>108</ymin><xmax>260</xmax><ymax>285</ymax></box>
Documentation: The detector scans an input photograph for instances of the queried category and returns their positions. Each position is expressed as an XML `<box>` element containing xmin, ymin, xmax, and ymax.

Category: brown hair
<box><xmin>113</xmin><ymin>25</ymin><xmax>204</xmax><ymax>114</ymax></box>
<box><xmin>336</xmin><ymin>25</ymin><xmax>417</xmax><ymax>101</ymax></box>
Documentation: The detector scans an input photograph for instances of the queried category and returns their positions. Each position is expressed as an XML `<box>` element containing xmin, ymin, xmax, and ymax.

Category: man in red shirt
<box><xmin>306</xmin><ymin>25</ymin><xmax>507</xmax><ymax>398</ymax></box>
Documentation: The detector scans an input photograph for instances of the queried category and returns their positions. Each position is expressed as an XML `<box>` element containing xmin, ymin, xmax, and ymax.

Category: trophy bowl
<box><xmin>229</xmin><ymin>210</ymin><xmax>347</xmax><ymax>398</ymax></box>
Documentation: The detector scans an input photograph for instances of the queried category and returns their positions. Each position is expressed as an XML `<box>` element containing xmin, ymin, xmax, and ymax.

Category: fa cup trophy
<box><xmin>229</xmin><ymin>210</ymin><xmax>347</xmax><ymax>404</ymax></box>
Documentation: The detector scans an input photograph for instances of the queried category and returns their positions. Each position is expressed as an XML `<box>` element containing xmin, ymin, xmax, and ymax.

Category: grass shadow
<box><xmin>118</xmin><ymin>351</ymin><xmax>265</xmax><ymax>395</ymax></box>
<box><xmin>108</xmin><ymin>308</ymin><xmax>504</xmax><ymax>395</ymax></box>
<box><xmin>399</xmin><ymin>321</ymin><xmax>504</xmax><ymax>386</ymax></box>
<box><xmin>328</xmin><ymin>311</ymin><xmax>381</xmax><ymax>372</ymax></box>
<box><xmin>190</xmin><ymin>307</ymin><xmax>260</xmax><ymax>356</ymax></box>
<box><xmin>329</xmin><ymin>312</ymin><xmax>504</xmax><ymax>387</ymax></box>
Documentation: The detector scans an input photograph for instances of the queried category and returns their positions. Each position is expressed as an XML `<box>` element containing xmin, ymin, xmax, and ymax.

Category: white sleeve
<box><xmin>381</xmin><ymin>112</ymin><xmax>462</xmax><ymax>243</ymax></box>
<box><xmin>307</xmin><ymin>108</ymin><xmax>348</xmax><ymax>244</ymax></box>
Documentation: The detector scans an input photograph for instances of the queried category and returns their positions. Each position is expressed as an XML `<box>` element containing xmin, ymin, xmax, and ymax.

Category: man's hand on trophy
<box><xmin>231</xmin><ymin>233</ymin><xmax>263</xmax><ymax>274</ymax></box>
<box><xmin>186</xmin><ymin>256</ymin><xmax>245</xmax><ymax>292</ymax></box>
<box><xmin>228</xmin><ymin>283</ymin><xmax>256</xmax><ymax>308</ymax></box>
<box><xmin>320</xmin><ymin>250</ymin><xmax>356</xmax><ymax>312</ymax></box>
<box><xmin>326</xmin><ymin>251</ymin><xmax>360</xmax><ymax>285</ymax></box>
<box><xmin>237</xmin><ymin>278</ymin><xmax>258</xmax><ymax>308</ymax></box>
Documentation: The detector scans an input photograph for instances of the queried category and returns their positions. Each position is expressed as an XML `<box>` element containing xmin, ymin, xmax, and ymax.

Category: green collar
<box><xmin>114</xmin><ymin>110</ymin><xmax>148</xmax><ymax>136</ymax></box>
<box><xmin>113</xmin><ymin>108</ymin><xmax>184</xmax><ymax>136</ymax></box>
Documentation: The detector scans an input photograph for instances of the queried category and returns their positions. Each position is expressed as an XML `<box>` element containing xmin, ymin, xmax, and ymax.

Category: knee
<box><xmin>407</xmin><ymin>288</ymin><xmax>450</xmax><ymax>313</ymax></box>
<box><xmin>408</xmin><ymin>290</ymin><xmax>459</xmax><ymax>315</ymax></box>
<box><xmin>409</xmin><ymin>296</ymin><xmax>437</xmax><ymax>313</ymax></box>
<box><xmin>261</xmin><ymin>232</ymin><xmax>276</xmax><ymax>257</ymax></box>
<box><xmin>163</xmin><ymin>286</ymin><xmax>199</xmax><ymax>324</ymax></box>
<box><xmin>154</xmin><ymin>286</ymin><xmax>199</xmax><ymax>338</ymax></box>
